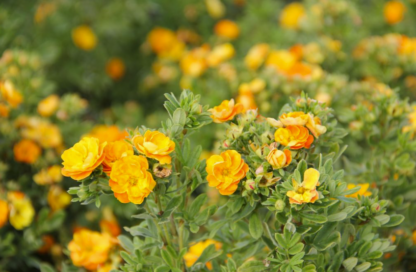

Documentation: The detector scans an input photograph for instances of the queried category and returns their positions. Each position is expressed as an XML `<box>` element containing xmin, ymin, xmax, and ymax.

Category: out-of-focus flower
<box><xmin>245</xmin><ymin>43</ymin><xmax>270</xmax><ymax>70</ymax></box>
<box><xmin>109</xmin><ymin>155</ymin><xmax>156</xmax><ymax>204</ymax></box>
<box><xmin>34</xmin><ymin>2</ymin><xmax>56</xmax><ymax>23</ymax></box>
<box><xmin>61</xmin><ymin>137</ymin><xmax>107</xmax><ymax>180</ymax></box>
<box><xmin>207</xmin><ymin>43</ymin><xmax>235</xmax><ymax>67</ymax></box>
<box><xmin>287</xmin><ymin>168</ymin><xmax>320</xmax><ymax>204</ymax></box>
<box><xmin>34</xmin><ymin>165</ymin><xmax>63</xmax><ymax>185</ymax></box>
<box><xmin>306</xmin><ymin>113</ymin><xmax>327</xmax><ymax>138</ymax></box>
<box><xmin>37</xmin><ymin>235</ymin><xmax>55</xmax><ymax>254</ymax></box>
<box><xmin>0</xmin><ymin>199</ymin><xmax>8</xmax><ymax>228</ymax></box>
<box><xmin>147</xmin><ymin>27</ymin><xmax>185</xmax><ymax>61</ymax></box>
<box><xmin>184</xmin><ymin>239</ymin><xmax>222</xmax><ymax>269</ymax></box>
<box><xmin>346</xmin><ymin>183</ymin><xmax>372</xmax><ymax>198</ymax></box>
<box><xmin>106</xmin><ymin>58</ymin><xmax>125</xmax><ymax>80</ymax></box>
<box><xmin>205</xmin><ymin>0</ymin><xmax>225</xmax><ymax>19</ymax></box>
<box><xmin>249</xmin><ymin>78</ymin><xmax>266</xmax><ymax>93</ymax></box>
<box><xmin>0</xmin><ymin>80</ymin><xmax>23</xmax><ymax>108</ymax></box>
<box><xmin>14</xmin><ymin>139</ymin><xmax>41</xmax><ymax>164</ymax></box>
<box><xmin>180</xmin><ymin>46</ymin><xmax>210</xmax><ymax>77</ymax></box>
<box><xmin>85</xmin><ymin>125</ymin><xmax>128</xmax><ymax>143</ymax></box>
<box><xmin>209</xmin><ymin>99</ymin><xmax>244</xmax><ymax>123</ymax></box>
<box><xmin>214</xmin><ymin>20</ymin><xmax>240</xmax><ymax>40</ymax></box>
<box><xmin>18</xmin><ymin>117</ymin><xmax>63</xmax><ymax>148</ymax></box>
<box><xmin>279</xmin><ymin>111</ymin><xmax>309</xmax><ymax>126</ymax></box>
<box><xmin>280</xmin><ymin>2</ymin><xmax>305</xmax><ymax>30</ymax></box>
<box><xmin>267</xmin><ymin>149</ymin><xmax>292</xmax><ymax>169</ymax></box>
<box><xmin>384</xmin><ymin>1</ymin><xmax>405</xmax><ymax>25</ymax></box>
<box><xmin>102</xmin><ymin>140</ymin><xmax>134</xmax><ymax>175</ymax></box>
<box><xmin>266</xmin><ymin>50</ymin><xmax>297</xmax><ymax>72</ymax></box>
<box><xmin>403</xmin><ymin>106</ymin><xmax>416</xmax><ymax>137</ymax></box>
<box><xmin>206</xmin><ymin>150</ymin><xmax>249</xmax><ymax>195</ymax></box>
<box><xmin>274</xmin><ymin>125</ymin><xmax>314</xmax><ymax>149</ymax></box>
<box><xmin>8</xmin><ymin>193</ymin><xmax>35</xmax><ymax>230</ymax></box>
<box><xmin>68</xmin><ymin>229</ymin><xmax>112</xmax><ymax>270</ymax></box>
<box><xmin>315</xmin><ymin>92</ymin><xmax>332</xmax><ymax>105</ymax></box>
<box><xmin>38</xmin><ymin>95</ymin><xmax>60</xmax><ymax>117</ymax></box>
<box><xmin>100</xmin><ymin>207</ymin><xmax>121</xmax><ymax>237</ymax></box>
<box><xmin>48</xmin><ymin>186</ymin><xmax>71</xmax><ymax>211</ymax></box>
<box><xmin>152</xmin><ymin>62</ymin><xmax>178</xmax><ymax>82</ymax></box>
<box><xmin>72</xmin><ymin>25</ymin><xmax>97</xmax><ymax>51</ymax></box>
<box><xmin>132</xmin><ymin>130</ymin><xmax>175</xmax><ymax>165</ymax></box>
<box><xmin>237</xmin><ymin>84</ymin><xmax>257</xmax><ymax>111</ymax></box>
<box><xmin>0</xmin><ymin>103</ymin><xmax>9</xmax><ymax>117</ymax></box>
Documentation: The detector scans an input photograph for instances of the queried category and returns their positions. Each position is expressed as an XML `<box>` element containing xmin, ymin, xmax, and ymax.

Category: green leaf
<box><xmin>382</xmin><ymin>214</ymin><xmax>404</xmax><ymax>227</ymax></box>
<box><xmin>301</xmin><ymin>213</ymin><xmax>327</xmax><ymax>224</ymax></box>
<box><xmin>173</xmin><ymin>108</ymin><xmax>187</xmax><ymax>126</ymax></box>
<box><xmin>188</xmin><ymin>194</ymin><xmax>207</xmax><ymax>218</ymax></box>
<box><xmin>249</xmin><ymin>214</ymin><xmax>263</xmax><ymax>240</ymax></box>
<box><xmin>161</xmin><ymin>195</ymin><xmax>183</xmax><ymax>220</ymax></box>
<box><xmin>342</xmin><ymin>257</ymin><xmax>358</xmax><ymax>271</ymax></box>
<box><xmin>237</xmin><ymin>261</ymin><xmax>267</xmax><ymax>272</ymax></box>
<box><xmin>127</xmin><ymin>226</ymin><xmax>158</xmax><ymax>239</ymax></box>
<box><xmin>193</xmin><ymin>244</ymin><xmax>223</xmax><ymax>269</ymax></box>
<box><xmin>355</xmin><ymin>262</ymin><xmax>371</xmax><ymax>272</ymax></box>
<box><xmin>120</xmin><ymin>251</ymin><xmax>136</xmax><ymax>265</ymax></box>
<box><xmin>327</xmin><ymin>212</ymin><xmax>347</xmax><ymax>222</ymax></box>
<box><xmin>118</xmin><ymin>235</ymin><xmax>134</xmax><ymax>253</ymax></box>
<box><xmin>161</xmin><ymin>248</ymin><xmax>175</xmax><ymax>268</ymax></box>
<box><xmin>40</xmin><ymin>263</ymin><xmax>56</xmax><ymax>272</ymax></box>
<box><xmin>289</xmin><ymin>243</ymin><xmax>304</xmax><ymax>255</ymax></box>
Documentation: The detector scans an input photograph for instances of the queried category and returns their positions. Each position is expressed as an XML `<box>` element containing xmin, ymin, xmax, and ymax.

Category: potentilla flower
<box><xmin>0</xmin><ymin>199</ymin><xmax>8</xmax><ymax>228</ymax></box>
<box><xmin>384</xmin><ymin>1</ymin><xmax>406</xmax><ymax>25</ymax></box>
<box><xmin>207</xmin><ymin>43</ymin><xmax>235</xmax><ymax>67</ymax></box>
<box><xmin>279</xmin><ymin>111</ymin><xmax>309</xmax><ymax>126</ymax></box>
<box><xmin>105</xmin><ymin>58</ymin><xmax>125</xmax><ymax>80</ymax></box>
<box><xmin>47</xmin><ymin>186</ymin><xmax>71</xmax><ymax>212</ymax></box>
<box><xmin>306</xmin><ymin>113</ymin><xmax>327</xmax><ymax>138</ymax></box>
<box><xmin>209</xmin><ymin>99</ymin><xmax>244</xmax><ymax>123</ymax></box>
<box><xmin>13</xmin><ymin>139</ymin><xmax>41</xmax><ymax>164</ymax></box>
<box><xmin>19</xmin><ymin>117</ymin><xmax>63</xmax><ymax>148</ymax></box>
<box><xmin>85</xmin><ymin>125</ymin><xmax>128</xmax><ymax>143</ymax></box>
<box><xmin>0</xmin><ymin>80</ymin><xmax>23</xmax><ymax>108</ymax></box>
<box><xmin>184</xmin><ymin>239</ymin><xmax>222</xmax><ymax>269</ymax></box>
<box><xmin>266</xmin><ymin>50</ymin><xmax>297</xmax><ymax>72</ymax></box>
<box><xmin>34</xmin><ymin>165</ymin><xmax>63</xmax><ymax>185</ymax></box>
<box><xmin>102</xmin><ymin>140</ymin><xmax>134</xmax><ymax>175</ymax></box>
<box><xmin>214</xmin><ymin>20</ymin><xmax>240</xmax><ymax>40</ymax></box>
<box><xmin>346</xmin><ymin>183</ymin><xmax>372</xmax><ymax>198</ymax></box>
<box><xmin>0</xmin><ymin>103</ymin><xmax>9</xmax><ymax>117</ymax></box>
<box><xmin>267</xmin><ymin>149</ymin><xmax>292</xmax><ymax>169</ymax></box>
<box><xmin>61</xmin><ymin>137</ymin><xmax>107</xmax><ymax>180</ymax></box>
<box><xmin>8</xmin><ymin>193</ymin><xmax>35</xmax><ymax>230</ymax></box>
<box><xmin>205</xmin><ymin>0</ymin><xmax>225</xmax><ymax>19</ymax></box>
<box><xmin>132</xmin><ymin>130</ymin><xmax>175</xmax><ymax>164</ymax></box>
<box><xmin>274</xmin><ymin>125</ymin><xmax>314</xmax><ymax>149</ymax></box>
<box><xmin>245</xmin><ymin>43</ymin><xmax>270</xmax><ymax>71</ymax></box>
<box><xmin>147</xmin><ymin>27</ymin><xmax>185</xmax><ymax>60</ymax></box>
<box><xmin>180</xmin><ymin>46</ymin><xmax>209</xmax><ymax>77</ymax></box>
<box><xmin>206</xmin><ymin>150</ymin><xmax>249</xmax><ymax>195</ymax></box>
<box><xmin>68</xmin><ymin>229</ymin><xmax>112</xmax><ymax>270</ymax></box>
<box><xmin>72</xmin><ymin>25</ymin><xmax>97</xmax><ymax>51</ymax></box>
<box><xmin>109</xmin><ymin>155</ymin><xmax>156</xmax><ymax>204</ymax></box>
<box><xmin>287</xmin><ymin>168</ymin><xmax>320</xmax><ymax>204</ymax></box>
<box><xmin>38</xmin><ymin>94</ymin><xmax>60</xmax><ymax>117</ymax></box>
<box><xmin>280</xmin><ymin>2</ymin><xmax>306</xmax><ymax>30</ymax></box>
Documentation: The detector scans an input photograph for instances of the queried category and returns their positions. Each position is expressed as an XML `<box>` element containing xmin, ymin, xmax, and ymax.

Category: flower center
<box><xmin>222</xmin><ymin>169</ymin><xmax>230</xmax><ymax>176</ymax></box>
<box><xmin>128</xmin><ymin>176</ymin><xmax>138</xmax><ymax>186</ymax></box>
<box><xmin>296</xmin><ymin>187</ymin><xmax>307</xmax><ymax>194</ymax></box>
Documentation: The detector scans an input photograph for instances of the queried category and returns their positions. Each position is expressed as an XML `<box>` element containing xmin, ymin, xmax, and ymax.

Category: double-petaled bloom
<box><xmin>61</xmin><ymin>137</ymin><xmax>107</xmax><ymax>180</ymax></box>
<box><xmin>209</xmin><ymin>99</ymin><xmax>244</xmax><ymax>123</ymax></box>
<box><xmin>287</xmin><ymin>168</ymin><xmax>320</xmax><ymax>204</ymax></box>
<box><xmin>267</xmin><ymin>149</ymin><xmax>292</xmax><ymax>169</ymax></box>
<box><xmin>274</xmin><ymin>125</ymin><xmax>314</xmax><ymax>149</ymax></box>
<box><xmin>206</xmin><ymin>150</ymin><xmax>249</xmax><ymax>195</ymax></box>
<box><xmin>109</xmin><ymin>155</ymin><xmax>156</xmax><ymax>204</ymax></box>
<box><xmin>102</xmin><ymin>140</ymin><xmax>134</xmax><ymax>175</ymax></box>
<box><xmin>132</xmin><ymin>130</ymin><xmax>175</xmax><ymax>165</ymax></box>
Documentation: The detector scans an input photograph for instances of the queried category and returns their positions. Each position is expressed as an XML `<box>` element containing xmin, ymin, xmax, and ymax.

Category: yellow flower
<box><xmin>106</xmin><ymin>58</ymin><xmax>125</xmax><ymax>80</ymax></box>
<box><xmin>236</xmin><ymin>90</ymin><xmax>257</xmax><ymax>111</ymax></box>
<box><xmin>287</xmin><ymin>168</ymin><xmax>320</xmax><ymax>204</ymax></box>
<box><xmin>207</xmin><ymin>43</ymin><xmax>235</xmax><ymax>67</ymax></box>
<box><xmin>205</xmin><ymin>0</ymin><xmax>225</xmax><ymax>19</ymax></box>
<box><xmin>0</xmin><ymin>80</ymin><xmax>23</xmax><ymax>108</ymax></box>
<box><xmin>279</xmin><ymin>111</ymin><xmax>309</xmax><ymax>126</ymax></box>
<box><xmin>9</xmin><ymin>194</ymin><xmax>35</xmax><ymax>230</ymax></box>
<box><xmin>85</xmin><ymin>125</ymin><xmax>128</xmax><ymax>143</ymax></box>
<box><xmin>384</xmin><ymin>1</ymin><xmax>406</xmax><ymax>25</ymax></box>
<box><xmin>100</xmin><ymin>207</ymin><xmax>121</xmax><ymax>237</ymax></box>
<box><xmin>109</xmin><ymin>155</ymin><xmax>156</xmax><ymax>204</ymax></box>
<box><xmin>48</xmin><ymin>186</ymin><xmax>71</xmax><ymax>211</ymax></box>
<box><xmin>346</xmin><ymin>183</ymin><xmax>372</xmax><ymax>198</ymax></box>
<box><xmin>209</xmin><ymin>99</ymin><xmax>244</xmax><ymax>123</ymax></box>
<box><xmin>102</xmin><ymin>140</ymin><xmax>134</xmax><ymax>175</ymax></box>
<box><xmin>267</xmin><ymin>149</ymin><xmax>292</xmax><ymax>169</ymax></box>
<box><xmin>306</xmin><ymin>113</ymin><xmax>327</xmax><ymax>138</ymax></box>
<box><xmin>38</xmin><ymin>95</ymin><xmax>60</xmax><ymax>117</ymax></box>
<box><xmin>34</xmin><ymin>165</ymin><xmax>63</xmax><ymax>185</ymax></box>
<box><xmin>147</xmin><ymin>27</ymin><xmax>185</xmax><ymax>61</ymax></box>
<box><xmin>214</xmin><ymin>20</ymin><xmax>240</xmax><ymax>40</ymax></box>
<box><xmin>0</xmin><ymin>103</ymin><xmax>9</xmax><ymax>117</ymax></box>
<box><xmin>19</xmin><ymin>117</ymin><xmax>63</xmax><ymax>148</ymax></box>
<box><xmin>274</xmin><ymin>125</ymin><xmax>314</xmax><ymax>150</ymax></box>
<box><xmin>206</xmin><ymin>150</ymin><xmax>249</xmax><ymax>195</ymax></box>
<box><xmin>248</xmin><ymin>78</ymin><xmax>266</xmax><ymax>94</ymax></box>
<box><xmin>72</xmin><ymin>25</ymin><xmax>97</xmax><ymax>51</ymax></box>
<box><xmin>245</xmin><ymin>43</ymin><xmax>270</xmax><ymax>71</ymax></box>
<box><xmin>132</xmin><ymin>130</ymin><xmax>175</xmax><ymax>164</ymax></box>
<box><xmin>14</xmin><ymin>139</ymin><xmax>41</xmax><ymax>164</ymax></box>
<box><xmin>68</xmin><ymin>229</ymin><xmax>112</xmax><ymax>270</ymax></box>
<box><xmin>180</xmin><ymin>46</ymin><xmax>209</xmax><ymax>77</ymax></box>
<box><xmin>61</xmin><ymin>137</ymin><xmax>107</xmax><ymax>180</ymax></box>
<box><xmin>280</xmin><ymin>2</ymin><xmax>305</xmax><ymax>30</ymax></box>
<box><xmin>184</xmin><ymin>239</ymin><xmax>222</xmax><ymax>269</ymax></box>
<box><xmin>0</xmin><ymin>199</ymin><xmax>8</xmax><ymax>228</ymax></box>
<box><xmin>265</xmin><ymin>50</ymin><xmax>297</xmax><ymax>72</ymax></box>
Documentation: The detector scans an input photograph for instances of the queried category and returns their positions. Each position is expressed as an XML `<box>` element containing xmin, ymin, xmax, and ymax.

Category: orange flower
<box><xmin>38</xmin><ymin>94</ymin><xmax>60</xmax><ymax>117</ymax></box>
<box><xmin>384</xmin><ymin>1</ymin><xmax>406</xmax><ymax>25</ymax></box>
<box><xmin>267</xmin><ymin>149</ymin><xmax>292</xmax><ymax>169</ymax></box>
<box><xmin>280</xmin><ymin>62</ymin><xmax>314</xmax><ymax>78</ymax></box>
<box><xmin>0</xmin><ymin>199</ymin><xmax>8</xmax><ymax>228</ymax></box>
<box><xmin>61</xmin><ymin>137</ymin><xmax>107</xmax><ymax>180</ymax></box>
<box><xmin>132</xmin><ymin>130</ymin><xmax>175</xmax><ymax>165</ymax></box>
<box><xmin>102</xmin><ymin>140</ymin><xmax>134</xmax><ymax>175</ymax></box>
<box><xmin>245</xmin><ymin>43</ymin><xmax>270</xmax><ymax>71</ymax></box>
<box><xmin>68</xmin><ymin>229</ymin><xmax>112</xmax><ymax>270</ymax></box>
<box><xmin>184</xmin><ymin>239</ymin><xmax>222</xmax><ymax>269</ymax></box>
<box><xmin>72</xmin><ymin>25</ymin><xmax>97</xmax><ymax>51</ymax></box>
<box><xmin>0</xmin><ymin>80</ymin><xmax>23</xmax><ymax>108</ymax></box>
<box><xmin>14</xmin><ymin>139</ymin><xmax>41</xmax><ymax>164</ymax></box>
<box><xmin>280</xmin><ymin>2</ymin><xmax>305</xmax><ymax>30</ymax></box>
<box><xmin>109</xmin><ymin>155</ymin><xmax>156</xmax><ymax>204</ymax></box>
<box><xmin>47</xmin><ymin>186</ymin><xmax>71</xmax><ymax>211</ymax></box>
<box><xmin>287</xmin><ymin>168</ymin><xmax>320</xmax><ymax>204</ymax></box>
<box><xmin>147</xmin><ymin>27</ymin><xmax>185</xmax><ymax>60</ymax></box>
<box><xmin>280</xmin><ymin>111</ymin><xmax>309</xmax><ymax>126</ymax></box>
<box><xmin>0</xmin><ymin>103</ymin><xmax>9</xmax><ymax>117</ymax></box>
<box><xmin>100</xmin><ymin>207</ymin><xmax>121</xmax><ymax>237</ymax></box>
<box><xmin>37</xmin><ymin>235</ymin><xmax>55</xmax><ymax>254</ymax></box>
<box><xmin>306</xmin><ymin>113</ymin><xmax>327</xmax><ymax>138</ymax></box>
<box><xmin>180</xmin><ymin>46</ymin><xmax>209</xmax><ymax>77</ymax></box>
<box><xmin>206</xmin><ymin>150</ymin><xmax>249</xmax><ymax>195</ymax></box>
<box><xmin>274</xmin><ymin>125</ymin><xmax>313</xmax><ymax>149</ymax></box>
<box><xmin>105</xmin><ymin>58</ymin><xmax>125</xmax><ymax>80</ymax></box>
<box><xmin>214</xmin><ymin>20</ymin><xmax>240</xmax><ymax>40</ymax></box>
<box><xmin>266</xmin><ymin>50</ymin><xmax>297</xmax><ymax>72</ymax></box>
<box><xmin>209</xmin><ymin>99</ymin><xmax>244</xmax><ymax>123</ymax></box>
<box><xmin>86</xmin><ymin>125</ymin><xmax>128</xmax><ymax>143</ymax></box>
<box><xmin>207</xmin><ymin>43</ymin><xmax>235</xmax><ymax>67</ymax></box>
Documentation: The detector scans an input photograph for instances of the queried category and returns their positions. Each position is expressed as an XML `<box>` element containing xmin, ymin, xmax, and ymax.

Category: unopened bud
<box><xmin>245</xmin><ymin>179</ymin><xmax>256</xmax><ymax>191</ymax></box>
<box><xmin>275</xmin><ymin>199</ymin><xmax>285</xmax><ymax>212</ymax></box>
<box><xmin>371</xmin><ymin>203</ymin><xmax>380</xmax><ymax>213</ymax></box>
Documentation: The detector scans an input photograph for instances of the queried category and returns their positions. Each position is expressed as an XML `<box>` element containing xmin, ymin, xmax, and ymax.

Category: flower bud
<box><xmin>274</xmin><ymin>199</ymin><xmax>285</xmax><ymax>212</ymax></box>
<box><xmin>245</xmin><ymin>179</ymin><xmax>256</xmax><ymax>191</ymax></box>
<box><xmin>153</xmin><ymin>163</ymin><xmax>172</xmax><ymax>178</ymax></box>
<box><xmin>371</xmin><ymin>203</ymin><xmax>381</xmax><ymax>213</ymax></box>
